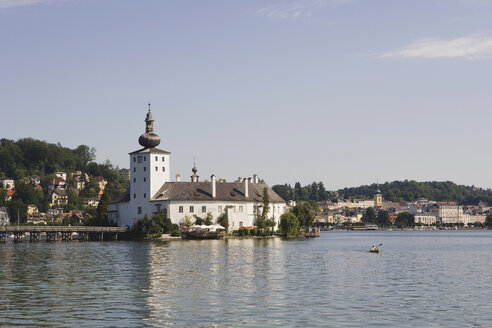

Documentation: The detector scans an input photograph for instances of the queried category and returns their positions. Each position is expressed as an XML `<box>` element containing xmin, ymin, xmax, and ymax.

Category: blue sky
<box><xmin>1</xmin><ymin>0</ymin><xmax>492</xmax><ymax>189</ymax></box>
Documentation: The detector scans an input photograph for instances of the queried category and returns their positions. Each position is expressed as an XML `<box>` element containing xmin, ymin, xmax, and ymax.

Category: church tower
<box><xmin>129</xmin><ymin>105</ymin><xmax>171</xmax><ymax>217</ymax></box>
<box><xmin>374</xmin><ymin>182</ymin><xmax>383</xmax><ymax>208</ymax></box>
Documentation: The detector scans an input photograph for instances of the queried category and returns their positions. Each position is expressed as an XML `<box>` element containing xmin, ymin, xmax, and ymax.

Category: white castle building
<box><xmin>108</xmin><ymin>108</ymin><xmax>286</xmax><ymax>230</ymax></box>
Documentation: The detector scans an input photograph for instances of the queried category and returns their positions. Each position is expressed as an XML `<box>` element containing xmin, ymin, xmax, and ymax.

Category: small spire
<box><xmin>148</xmin><ymin>102</ymin><xmax>151</xmax><ymax>111</ymax></box>
<box><xmin>192</xmin><ymin>157</ymin><xmax>197</xmax><ymax>174</ymax></box>
<box><xmin>191</xmin><ymin>157</ymin><xmax>199</xmax><ymax>182</ymax></box>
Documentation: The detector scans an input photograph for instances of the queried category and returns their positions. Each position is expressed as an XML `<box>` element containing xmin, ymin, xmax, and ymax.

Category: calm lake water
<box><xmin>1</xmin><ymin>231</ymin><xmax>492</xmax><ymax>327</ymax></box>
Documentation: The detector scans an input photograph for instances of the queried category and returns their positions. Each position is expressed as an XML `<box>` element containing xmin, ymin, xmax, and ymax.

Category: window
<box><xmin>202</xmin><ymin>206</ymin><xmax>206</xmax><ymax>213</ymax></box>
<box><xmin>133</xmin><ymin>178</ymin><xmax>136</xmax><ymax>183</ymax></box>
<box><xmin>144</xmin><ymin>167</ymin><xmax>146</xmax><ymax>172</ymax></box>
<box><xmin>155</xmin><ymin>156</ymin><xmax>158</xmax><ymax>161</ymax></box>
<box><xmin>143</xmin><ymin>177</ymin><xmax>146</xmax><ymax>182</ymax></box>
<box><xmin>133</xmin><ymin>157</ymin><xmax>136</xmax><ymax>162</ymax></box>
<box><xmin>137</xmin><ymin>156</ymin><xmax>142</xmax><ymax>163</ymax></box>
<box><xmin>144</xmin><ymin>157</ymin><xmax>146</xmax><ymax>161</ymax></box>
<box><xmin>155</xmin><ymin>167</ymin><xmax>158</xmax><ymax>171</ymax></box>
<box><xmin>179</xmin><ymin>206</ymin><xmax>183</xmax><ymax>213</ymax></box>
<box><xmin>239</xmin><ymin>221</ymin><xmax>243</xmax><ymax>227</ymax></box>
<box><xmin>144</xmin><ymin>193</ymin><xmax>146</xmax><ymax>198</ymax></box>
<box><xmin>156</xmin><ymin>204</ymin><xmax>161</xmax><ymax>212</ymax></box>
<box><xmin>133</xmin><ymin>167</ymin><xmax>136</xmax><ymax>172</ymax></box>
<box><xmin>162</xmin><ymin>157</ymin><xmax>165</xmax><ymax>161</ymax></box>
<box><xmin>138</xmin><ymin>207</ymin><xmax>142</xmax><ymax>214</ymax></box>
<box><xmin>218</xmin><ymin>206</ymin><xmax>222</xmax><ymax>212</ymax></box>
<box><xmin>133</xmin><ymin>194</ymin><xmax>136</xmax><ymax>198</ymax></box>
<box><xmin>239</xmin><ymin>206</ymin><xmax>243</xmax><ymax>213</ymax></box>
<box><xmin>190</xmin><ymin>206</ymin><xmax>194</xmax><ymax>213</ymax></box>
<box><xmin>162</xmin><ymin>167</ymin><xmax>165</xmax><ymax>172</ymax></box>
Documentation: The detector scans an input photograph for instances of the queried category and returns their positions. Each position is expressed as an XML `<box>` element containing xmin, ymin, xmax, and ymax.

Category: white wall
<box><xmin>167</xmin><ymin>200</ymin><xmax>286</xmax><ymax>231</ymax></box>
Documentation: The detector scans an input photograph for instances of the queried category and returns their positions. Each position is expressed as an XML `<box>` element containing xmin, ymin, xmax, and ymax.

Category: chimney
<box><xmin>253</xmin><ymin>174</ymin><xmax>259</xmax><ymax>184</ymax></box>
<box><xmin>237</xmin><ymin>176</ymin><xmax>243</xmax><ymax>183</ymax></box>
<box><xmin>244</xmin><ymin>177</ymin><xmax>249</xmax><ymax>198</ymax></box>
<box><xmin>176</xmin><ymin>174</ymin><xmax>181</xmax><ymax>182</ymax></box>
<box><xmin>211</xmin><ymin>174</ymin><xmax>216</xmax><ymax>198</ymax></box>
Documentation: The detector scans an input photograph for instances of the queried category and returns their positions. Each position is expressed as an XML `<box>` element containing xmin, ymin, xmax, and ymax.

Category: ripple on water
<box><xmin>1</xmin><ymin>231</ymin><xmax>492</xmax><ymax>327</ymax></box>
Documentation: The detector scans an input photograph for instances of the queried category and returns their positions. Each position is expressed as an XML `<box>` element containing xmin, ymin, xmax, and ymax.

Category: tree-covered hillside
<box><xmin>0</xmin><ymin>138</ymin><xmax>95</xmax><ymax>179</ymax></box>
<box><xmin>0</xmin><ymin>138</ymin><xmax>129</xmax><ymax>221</ymax></box>
<box><xmin>272</xmin><ymin>180</ymin><xmax>492</xmax><ymax>205</ymax></box>
<box><xmin>339</xmin><ymin>180</ymin><xmax>492</xmax><ymax>205</ymax></box>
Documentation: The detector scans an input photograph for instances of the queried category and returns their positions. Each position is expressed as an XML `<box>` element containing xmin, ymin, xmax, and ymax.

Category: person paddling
<box><xmin>369</xmin><ymin>243</ymin><xmax>382</xmax><ymax>252</ymax></box>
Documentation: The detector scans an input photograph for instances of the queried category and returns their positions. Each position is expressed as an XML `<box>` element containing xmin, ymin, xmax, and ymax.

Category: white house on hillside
<box><xmin>108</xmin><ymin>107</ymin><xmax>286</xmax><ymax>230</ymax></box>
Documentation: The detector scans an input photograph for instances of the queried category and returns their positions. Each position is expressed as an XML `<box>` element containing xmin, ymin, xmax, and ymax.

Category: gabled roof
<box><xmin>52</xmin><ymin>188</ymin><xmax>67</xmax><ymax>196</ymax></box>
<box><xmin>129</xmin><ymin>147</ymin><xmax>171</xmax><ymax>155</ymax></box>
<box><xmin>151</xmin><ymin>181</ymin><xmax>285</xmax><ymax>203</ymax></box>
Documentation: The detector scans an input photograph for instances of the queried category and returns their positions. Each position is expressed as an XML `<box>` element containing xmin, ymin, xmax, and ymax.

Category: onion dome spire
<box><xmin>191</xmin><ymin>158</ymin><xmax>199</xmax><ymax>182</ymax></box>
<box><xmin>138</xmin><ymin>103</ymin><xmax>161</xmax><ymax>148</ymax></box>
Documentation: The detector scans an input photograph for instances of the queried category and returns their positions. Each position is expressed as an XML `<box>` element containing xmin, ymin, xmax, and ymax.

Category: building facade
<box><xmin>109</xmin><ymin>108</ymin><xmax>286</xmax><ymax>230</ymax></box>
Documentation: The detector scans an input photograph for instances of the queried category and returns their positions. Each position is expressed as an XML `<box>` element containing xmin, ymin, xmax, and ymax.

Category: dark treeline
<box><xmin>340</xmin><ymin>180</ymin><xmax>492</xmax><ymax>205</ymax></box>
<box><xmin>273</xmin><ymin>180</ymin><xmax>492</xmax><ymax>206</ymax></box>
<box><xmin>0</xmin><ymin>138</ymin><xmax>128</xmax><ymax>220</ymax></box>
<box><xmin>0</xmin><ymin>138</ymin><xmax>95</xmax><ymax>179</ymax></box>
<box><xmin>272</xmin><ymin>182</ymin><xmax>332</xmax><ymax>202</ymax></box>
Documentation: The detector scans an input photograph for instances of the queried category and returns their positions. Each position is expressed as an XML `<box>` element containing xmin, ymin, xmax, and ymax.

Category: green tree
<box><xmin>217</xmin><ymin>212</ymin><xmax>229</xmax><ymax>232</ymax></box>
<box><xmin>0</xmin><ymin>188</ymin><xmax>6</xmax><ymax>207</ymax></box>
<box><xmin>272</xmin><ymin>184</ymin><xmax>293</xmax><ymax>201</ymax></box>
<box><xmin>279</xmin><ymin>212</ymin><xmax>299</xmax><ymax>237</ymax></box>
<box><xmin>204</xmin><ymin>212</ymin><xmax>213</xmax><ymax>225</ymax></box>
<box><xmin>292</xmin><ymin>202</ymin><xmax>315</xmax><ymax>228</ymax></box>
<box><xmin>96</xmin><ymin>190</ymin><xmax>111</xmax><ymax>225</ymax></box>
<box><xmin>377</xmin><ymin>210</ymin><xmax>390</xmax><ymax>227</ymax></box>
<box><xmin>362</xmin><ymin>207</ymin><xmax>376</xmax><ymax>224</ymax></box>
<box><xmin>194</xmin><ymin>215</ymin><xmax>204</xmax><ymax>225</ymax></box>
<box><xmin>183</xmin><ymin>215</ymin><xmax>193</xmax><ymax>227</ymax></box>
<box><xmin>395</xmin><ymin>212</ymin><xmax>415</xmax><ymax>228</ymax></box>
<box><xmin>486</xmin><ymin>213</ymin><xmax>492</xmax><ymax>228</ymax></box>
<box><xmin>7</xmin><ymin>200</ymin><xmax>27</xmax><ymax>224</ymax></box>
<box><xmin>256</xmin><ymin>187</ymin><xmax>271</xmax><ymax>234</ymax></box>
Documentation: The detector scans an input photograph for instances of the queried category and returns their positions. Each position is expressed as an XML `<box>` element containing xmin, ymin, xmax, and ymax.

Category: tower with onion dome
<box><xmin>127</xmin><ymin>105</ymin><xmax>171</xmax><ymax>221</ymax></box>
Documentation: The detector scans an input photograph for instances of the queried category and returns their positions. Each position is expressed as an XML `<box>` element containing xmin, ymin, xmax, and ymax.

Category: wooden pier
<box><xmin>0</xmin><ymin>226</ymin><xmax>128</xmax><ymax>243</ymax></box>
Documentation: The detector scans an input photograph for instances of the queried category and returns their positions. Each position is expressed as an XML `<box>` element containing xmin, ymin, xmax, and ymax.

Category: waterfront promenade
<box><xmin>0</xmin><ymin>225</ymin><xmax>128</xmax><ymax>242</ymax></box>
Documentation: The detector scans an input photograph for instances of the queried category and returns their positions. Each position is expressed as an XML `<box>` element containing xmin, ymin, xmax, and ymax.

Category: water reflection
<box><xmin>2</xmin><ymin>232</ymin><xmax>492</xmax><ymax>327</ymax></box>
<box><xmin>0</xmin><ymin>242</ymin><xmax>153</xmax><ymax>327</ymax></box>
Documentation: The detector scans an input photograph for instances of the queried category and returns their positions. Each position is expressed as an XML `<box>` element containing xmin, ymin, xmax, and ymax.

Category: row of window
<box><xmin>134</xmin><ymin>156</ymin><xmax>166</xmax><ymax>163</ymax></box>
<box><xmin>177</xmin><ymin>205</ymin><xmax>245</xmax><ymax>213</ymax></box>
<box><xmin>133</xmin><ymin>166</ymin><xmax>166</xmax><ymax>172</ymax></box>
<box><xmin>134</xmin><ymin>193</ymin><xmax>147</xmax><ymax>198</ymax></box>
<box><xmin>137</xmin><ymin>205</ymin><xmax>162</xmax><ymax>216</ymax></box>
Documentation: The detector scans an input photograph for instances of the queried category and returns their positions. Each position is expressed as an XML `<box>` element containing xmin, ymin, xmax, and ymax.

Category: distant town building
<box><xmin>94</xmin><ymin>176</ymin><xmax>107</xmax><ymax>191</ymax></box>
<box><xmin>51</xmin><ymin>188</ymin><xmax>68</xmax><ymax>207</ymax></box>
<box><xmin>27</xmin><ymin>204</ymin><xmax>39</xmax><ymax>216</ymax></box>
<box><xmin>71</xmin><ymin>171</ymin><xmax>89</xmax><ymax>190</ymax></box>
<box><xmin>0</xmin><ymin>207</ymin><xmax>10</xmax><ymax>225</ymax></box>
<box><xmin>26</xmin><ymin>175</ymin><xmax>41</xmax><ymax>185</ymax></box>
<box><xmin>55</xmin><ymin>172</ymin><xmax>67</xmax><ymax>181</ymax></box>
<box><xmin>0</xmin><ymin>179</ymin><xmax>15</xmax><ymax>190</ymax></box>
<box><xmin>84</xmin><ymin>197</ymin><xmax>100</xmax><ymax>208</ymax></box>
<box><xmin>118</xmin><ymin>169</ymin><xmax>130</xmax><ymax>180</ymax></box>
<box><xmin>414</xmin><ymin>213</ymin><xmax>437</xmax><ymax>226</ymax></box>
